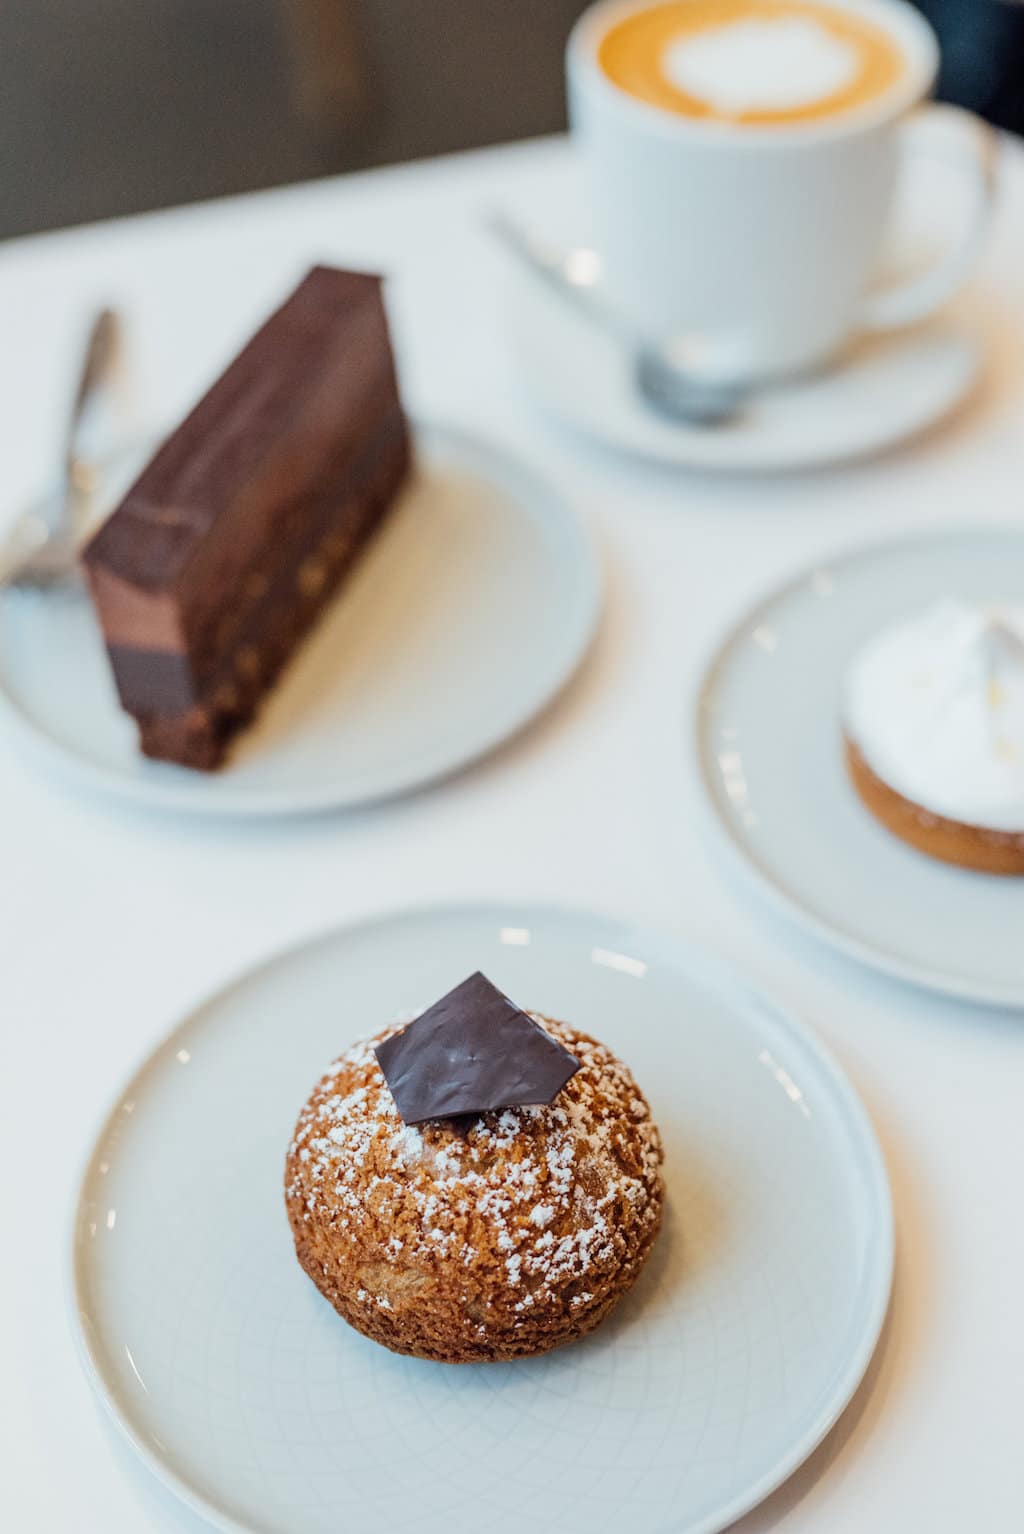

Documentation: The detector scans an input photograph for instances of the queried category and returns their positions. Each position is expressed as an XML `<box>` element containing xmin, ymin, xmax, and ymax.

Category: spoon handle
<box><xmin>486</xmin><ymin>212</ymin><xmax>631</xmax><ymax>343</ymax></box>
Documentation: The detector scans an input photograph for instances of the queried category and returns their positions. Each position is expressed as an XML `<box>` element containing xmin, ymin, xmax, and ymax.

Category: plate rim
<box><xmin>692</xmin><ymin>523</ymin><xmax>1024</xmax><ymax>1009</ymax></box>
<box><xmin>68</xmin><ymin>898</ymin><xmax>895</xmax><ymax>1534</ymax></box>
<box><xmin>506</xmin><ymin>266</ymin><xmax>982</xmax><ymax>474</ymax></box>
<box><xmin>0</xmin><ymin>421</ymin><xmax>602</xmax><ymax>818</ymax></box>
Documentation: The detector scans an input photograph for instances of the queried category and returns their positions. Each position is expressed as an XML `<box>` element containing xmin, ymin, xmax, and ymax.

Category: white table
<box><xmin>2</xmin><ymin>135</ymin><xmax>1024</xmax><ymax>1532</ymax></box>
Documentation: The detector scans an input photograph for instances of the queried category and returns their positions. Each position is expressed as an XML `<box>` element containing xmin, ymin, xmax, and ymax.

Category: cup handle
<box><xmin>857</xmin><ymin>103</ymin><xmax>999</xmax><ymax>333</ymax></box>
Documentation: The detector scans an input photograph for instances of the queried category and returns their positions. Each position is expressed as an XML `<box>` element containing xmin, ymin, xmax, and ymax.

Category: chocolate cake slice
<box><xmin>83</xmin><ymin>265</ymin><xmax>411</xmax><ymax>770</ymax></box>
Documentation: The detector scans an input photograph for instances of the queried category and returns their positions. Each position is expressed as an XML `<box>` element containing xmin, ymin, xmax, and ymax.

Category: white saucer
<box><xmin>696</xmin><ymin>528</ymin><xmax>1024</xmax><ymax>1007</ymax></box>
<box><xmin>506</xmin><ymin>264</ymin><xmax>981</xmax><ymax>472</ymax></box>
<box><xmin>0</xmin><ymin>424</ymin><xmax>599</xmax><ymax>815</ymax></box>
<box><xmin>71</xmin><ymin>902</ymin><xmax>892</xmax><ymax>1534</ymax></box>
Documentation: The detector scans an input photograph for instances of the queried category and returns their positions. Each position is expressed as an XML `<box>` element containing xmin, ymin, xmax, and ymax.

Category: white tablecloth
<box><xmin>2</xmin><ymin>135</ymin><xmax>1024</xmax><ymax>1531</ymax></box>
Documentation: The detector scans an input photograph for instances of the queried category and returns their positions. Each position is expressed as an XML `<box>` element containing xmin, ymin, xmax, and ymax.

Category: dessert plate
<box><xmin>504</xmin><ymin>264</ymin><xmax>980</xmax><ymax>473</ymax></box>
<box><xmin>71</xmin><ymin>902</ymin><xmax>892</xmax><ymax>1534</ymax></box>
<box><xmin>696</xmin><ymin>527</ymin><xmax>1024</xmax><ymax>1007</ymax></box>
<box><xmin>0</xmin><ymin>424</ymin><xmax>599</xmax><ymax>815</ymax></box>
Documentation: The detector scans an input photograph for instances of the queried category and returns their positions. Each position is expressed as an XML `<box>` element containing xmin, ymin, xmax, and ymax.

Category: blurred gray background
<box><xmin>2</xmin><ymin>0</ymin><xmax>1022</xmax><ymax>241</ymax></box>
<box><xmin>0</xmin><ymin>0</ymin><xmax>587</xmax><ymax>239</ymax></box>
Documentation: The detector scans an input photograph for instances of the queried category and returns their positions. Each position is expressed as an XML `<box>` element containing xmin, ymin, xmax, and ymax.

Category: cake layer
<box><xmin>88</xmin><ymin>267</ymin><xmax>395</xmax><ymax>585</ymax></box>
<box><xmin>83</xmin><ymin>265</ymin><xmax>411</xmax><ymax>768</ymax></box>
<box><xmin>106</xmin><ymin>406</ymin><xmax>408</xmax><ymax>719</ymax></box>
<box><xmin>134</xmin><ymin>425</ymin><xmax>407</xmax><ymax>770</ymax></box>
<box><xmin>85</xmin><ymin>267</ymin><xmax>406</xmax><ymax>698</ymax></box>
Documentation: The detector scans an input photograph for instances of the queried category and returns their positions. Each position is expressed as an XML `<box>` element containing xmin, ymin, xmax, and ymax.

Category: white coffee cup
<box><xmin>567</xmin><ymin>0</ymin><xmax>997</xmax><ymax>381</ymax></box>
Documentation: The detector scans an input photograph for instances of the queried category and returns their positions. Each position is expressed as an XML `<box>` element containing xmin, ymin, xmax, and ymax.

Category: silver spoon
<box><xmin>0</xmin><ymin>308</ymin><xmax>122</xmax><ymax>592</ymax></box>
<box><xmin>487</xmin><ymin>212</ymin><xmax>750</xmax><ymax>426</ymax></box>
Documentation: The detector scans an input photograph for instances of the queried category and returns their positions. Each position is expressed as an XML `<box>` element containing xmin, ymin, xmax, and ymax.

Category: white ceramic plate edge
<box><xmin>1</xmin><ymin>422</ymin><xmax>602</xmax><ymax>818</ymax></box>
<box><xmin>513</xmin><ymin>351</ymin><xmax>982</xmax><ymax>476</ymax></box>
<box><xmin>506</xmin><ymin>270</ymin><xmax>983</xmax><ymax>474</ymax></box>
<box><xmin>67</xmin><ymin>900</ymin><xmax>894</xmax><ymax>1534</ymax></box>
<box><xmin>690</xmin><ymin>525</ymin><xmax>1024</xmax><ymax>1010</ymax></box>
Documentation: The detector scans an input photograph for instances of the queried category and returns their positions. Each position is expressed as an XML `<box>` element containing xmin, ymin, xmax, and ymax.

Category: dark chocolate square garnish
<box><xmin>375</xmin><ymin>971</ymin><xmax>580</xmax><ymax>1125</ymax></box>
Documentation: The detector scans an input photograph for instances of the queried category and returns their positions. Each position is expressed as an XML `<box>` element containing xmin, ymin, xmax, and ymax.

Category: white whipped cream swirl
<box><xmin>844</xmin><ymin>600</ymin><xmax>1024</xmax><ymax>832</ymax></box>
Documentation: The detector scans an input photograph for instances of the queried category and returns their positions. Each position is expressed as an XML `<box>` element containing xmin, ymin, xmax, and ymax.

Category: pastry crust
<box><xmin>285</xmin><ymin>1017</ymin><xmax>664</xmax><ymax>1362</ymax></box>
<box><xmin>845</xmin><ymin>737</ymin><xmax>1024</xmax><ymax>876</ymax></box>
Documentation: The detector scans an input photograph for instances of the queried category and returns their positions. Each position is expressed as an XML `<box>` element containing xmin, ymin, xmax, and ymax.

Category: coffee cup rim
<box><xmin>568</xmin><ymin>0</ymin><xmax>940</xmax><ymax>147</ymax></box>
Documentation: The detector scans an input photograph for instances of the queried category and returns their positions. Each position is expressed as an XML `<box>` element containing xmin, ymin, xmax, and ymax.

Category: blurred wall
<box><xmin>1</xmin><ymin>1</ymin><xmax>310</xmax><ymax>237</ymax></box>
<box><xmin>1</xmin><ymin>0</ymin><xmax>1022</xmax><ymax>241</ymax></box>
<box><xmin>0</xmin><ymin>0</ymin><xmax>587</xmax><ymax>240</ymax></box>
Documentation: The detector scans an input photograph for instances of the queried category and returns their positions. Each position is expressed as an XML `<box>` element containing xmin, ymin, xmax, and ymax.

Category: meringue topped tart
<box><xmin>844</xmin><ymin>601</ymin><xmax>1024</xmax><ymax>875</ymax></box>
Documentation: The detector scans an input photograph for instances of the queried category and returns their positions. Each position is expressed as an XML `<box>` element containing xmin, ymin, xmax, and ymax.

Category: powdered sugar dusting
<box><xmin>287</xmin><ymin>1013</ymin><xmax>663</xmax><ymax>1314</ymax></box>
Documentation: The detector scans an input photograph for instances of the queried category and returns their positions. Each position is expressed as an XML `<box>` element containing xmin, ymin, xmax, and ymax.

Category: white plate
<box><xmin>505</xmin><ymin>264</ymin><xmax>981</xmax><ymax>473</ymax></box>
<box><xmin>0</xmin><ymin>424</ymin><xmax>599</xmax><ymax>815</ymax></box>
<box><xmin>696</xmin><ymin>528</ymin><xmax>1024</xmax><ymax>1007</ymax></box>
<box><xmin>71</xmin><ymin>902</ymin><xmax>892</xmax><ymax>1534</ymax></box>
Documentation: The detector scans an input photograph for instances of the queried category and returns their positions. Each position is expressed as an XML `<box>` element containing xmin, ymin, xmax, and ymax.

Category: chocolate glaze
<box><xmin>82</xmin><ymin>266</ymin><xmax>411</xmax><ymax>767</ymax></box>
<box><xmin>107</xmin><ymin>406</ymin><xmax>407</xmax><ymax>717</ymax></box>
<box><xmin>86</xmin><ymin>267</ymin><xmax>392</xmax><ymax>589</ymax></box>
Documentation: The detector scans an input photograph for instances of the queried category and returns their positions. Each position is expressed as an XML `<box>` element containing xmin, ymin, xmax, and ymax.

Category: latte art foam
<box><xmin>662</xmin><ymin>17</ymin><xmax>858</xmax><ymax>115</ymax></box>
<box><xmin>598</xmin><ymin>1</ymin><xmax>907</xmax><ymax>126</ymax></box>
